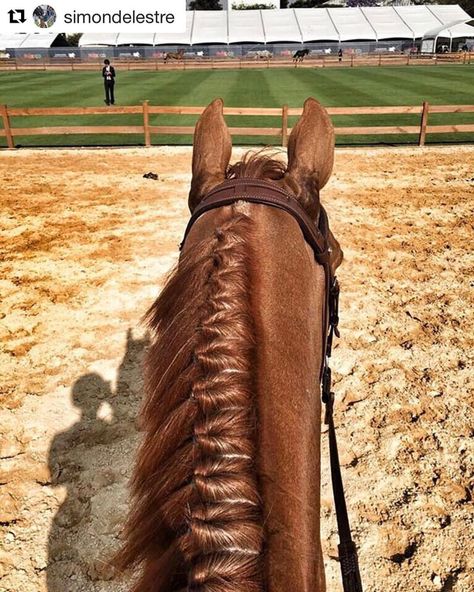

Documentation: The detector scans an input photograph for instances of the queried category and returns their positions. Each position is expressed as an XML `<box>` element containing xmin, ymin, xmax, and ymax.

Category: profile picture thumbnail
<box><xmin>33</xmin><ymin>5</ymin><xmax>57</xmax><ymax>28</ymax></box>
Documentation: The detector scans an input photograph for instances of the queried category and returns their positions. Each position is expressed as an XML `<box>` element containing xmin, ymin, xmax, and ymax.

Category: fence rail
<box><xmin>0</xmin><ymin>52</ymin><xmax>472</xmax><ymax>72</ymax></box>
<box><xmin>1</xmin><ymin>102</ymin><xmax>474</xmax><ymax>149</ymax></box>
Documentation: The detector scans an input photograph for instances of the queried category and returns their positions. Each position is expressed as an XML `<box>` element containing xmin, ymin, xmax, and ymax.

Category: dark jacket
<box><xmin>102</xmin><ymin>66</ymin><xmax>116</xmax><ymax>82</ymax></box>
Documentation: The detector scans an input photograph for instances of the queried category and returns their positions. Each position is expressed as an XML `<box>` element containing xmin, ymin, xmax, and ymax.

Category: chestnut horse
<box><xmin>118</xmin><ymin>98</ymin><xmax>354</xmax><ymax>592</ymax></box>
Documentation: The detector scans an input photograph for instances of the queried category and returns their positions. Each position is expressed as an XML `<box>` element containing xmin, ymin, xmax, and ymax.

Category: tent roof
<box><xmin>116</xmin><ymin>33</ymin><xmax>156</xmax><ymax>46</ymax></box>
<box><xmin>261</xmin><ymin>9</ymin><xmax>302</xmax><ymax>43</ymax></box>
<box><xmin>423</xmin><ymin>18</ymin><xmax>474</xmax><ymax>39</ymax></box>
<box><xmin>192</xmin><ymin>10</ymin><xmax>228</xmax><ymax>45</ymax></box>
<box><xmin>228</xmin><ymin>10</ymin><xmax>265</xmax><ymax>44</ymax></box>
<box><xmin>361</xmin><ymin>7</ymin><xmax>414</xmax><ymax>40</ymax></box>
<box><xmin>428</xmin><ymin>4</ymin><xmax>471</xmax><ymax>24</ymax></box>
<box><xmin>0</xmin><ymin>32</ymin><xmax>59</xmax><ymax>50</ymax></box>
<box><xmin>294</xmin><ymin>8</ymin><xmax>339</xmax><ymax>42</ymax></box>
<box><xmin>327</xmin><ymin>8</ymin><xmax>376</xmax><ymax>41</ymax></box>
<box><xmin>0</xmin><ymin>34</ymin><xmax>29</xmax><ymax>50</ymax></box>
<box><xmin>79</xmin><ymin>33</ymin><xmax>119</xmax><ymax>47</ymax></box>
<box><xmin>393</xmin><ymin>5</ymin><xmax>443</xmax><ymax>39</ymax></box>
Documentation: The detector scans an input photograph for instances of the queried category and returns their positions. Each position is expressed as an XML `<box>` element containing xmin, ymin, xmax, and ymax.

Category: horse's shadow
<box><xmin>47</xmin><ymin>329</ymin><xmax>148</xmax><ymax>591</ymax></box>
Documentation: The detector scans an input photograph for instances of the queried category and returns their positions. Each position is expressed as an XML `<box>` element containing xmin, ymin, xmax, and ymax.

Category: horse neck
<box><xmin>249</xmin><ymin>202</ymin><xmax>326</xmax><ymax>591</ymax></box>
<box><xmin>185</xmin><ymin>201</ymin><xmax>327</xmax><ymax>591</ymax></box>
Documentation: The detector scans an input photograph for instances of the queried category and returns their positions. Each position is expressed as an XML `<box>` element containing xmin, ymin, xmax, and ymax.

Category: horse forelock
<box><xmin>226</xmin><ymin>150</ymin><xmax>318</xmax><ymax>217</ymax></box>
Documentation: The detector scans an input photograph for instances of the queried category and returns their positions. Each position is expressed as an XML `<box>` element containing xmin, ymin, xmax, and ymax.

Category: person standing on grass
<box><xmin>102</xmin><ymin>59</ymin><xmax>116</xmax><ymax>106</ymax></box>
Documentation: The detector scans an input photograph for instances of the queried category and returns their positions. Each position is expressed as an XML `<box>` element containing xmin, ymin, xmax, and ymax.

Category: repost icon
<box><xmin>8</xmin><ymin>8</ymin><xmax>26</xmax><ymax>23</ymax></box>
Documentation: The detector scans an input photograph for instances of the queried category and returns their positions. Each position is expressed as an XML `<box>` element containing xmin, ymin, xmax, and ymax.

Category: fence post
<box><xmin>142</xmin><ymin>100</ymin><xmax>151</xmax><ymax>147</ymax></box>
<box><xmin>351</xmin><ymin>54</ymin><xmax>354</xmax><ymax>67</ymax></box>
<box><xmin>406</xmin><ymin>53</ymin><xmax>410</xmax><ymax>66</ymax></box>
<box><xmin>282</xmin><ymin>104</ymin><xmax>289</xmax><ymax>147</ymax></box>
<box><xmin>1</xmin><ymin>105</ymin><xmax>14</xmax><ymax>149</ymax></box>
<box><xmin>378</xmin><ymin>54</ymin><xmax>382</xmax><ymax>67</ymax></box>
<box><xmin>418</xmin><ymin>101</ymin><xmax>429</xmax><ymax>147</ymax></box>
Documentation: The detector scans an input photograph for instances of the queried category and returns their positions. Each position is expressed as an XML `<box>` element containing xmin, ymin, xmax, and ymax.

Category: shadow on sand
<box><xmin>46</xmin><ymin>329</ymin><xmax>148</xmax><ymax>591</ymax></box>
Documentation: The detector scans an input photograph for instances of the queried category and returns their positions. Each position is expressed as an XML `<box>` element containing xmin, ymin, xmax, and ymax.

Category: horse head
<box><xmin>189</xmin><ymin>97</ymin><xmax>342</xmax><ymax>274</ymax></box>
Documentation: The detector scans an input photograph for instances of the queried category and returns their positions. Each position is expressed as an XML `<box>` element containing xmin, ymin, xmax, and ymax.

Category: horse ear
<box><xmin>284</xmin><ymin>98</ymin><xmax>335</xmax><ymax>218</ymax></box>
<box><xmin>189</xmin><ymin>98</ymin><xmax>232</xmax><ymax>211</ymax></box>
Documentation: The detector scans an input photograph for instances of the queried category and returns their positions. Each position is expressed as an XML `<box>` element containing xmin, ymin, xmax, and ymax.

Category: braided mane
<box><xmin>118</xmin><ymin>204</ymin><xmax>265</xmax><ymax>592</ymax></box>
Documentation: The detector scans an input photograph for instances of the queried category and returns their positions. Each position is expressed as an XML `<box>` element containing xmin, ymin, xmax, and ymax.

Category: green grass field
<box><xmin>1</xmin><ymin>65</ymin><xmax>473</xmax><ymax>147</ymax></box>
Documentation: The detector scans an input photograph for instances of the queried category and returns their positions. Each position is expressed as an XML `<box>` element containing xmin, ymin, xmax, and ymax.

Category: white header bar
<box><xmin>1</xmin><ymin>0</ymin><xmax>186</xmax><ymax>33</ymax></box>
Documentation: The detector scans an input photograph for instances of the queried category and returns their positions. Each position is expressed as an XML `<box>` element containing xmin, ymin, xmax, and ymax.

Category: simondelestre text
<box><xmin>64</xmin><ymin>10</ymin><xmax>176</xmax><ymax>25</ymax></box>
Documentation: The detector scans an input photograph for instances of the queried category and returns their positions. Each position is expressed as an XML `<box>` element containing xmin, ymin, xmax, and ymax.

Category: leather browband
<box><xmin>181</xmin><ymin>178</ymin><xmax>331</xmax><ymax>271</ymax></box>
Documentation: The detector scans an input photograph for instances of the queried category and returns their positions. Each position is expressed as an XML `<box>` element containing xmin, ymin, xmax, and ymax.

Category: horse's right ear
<box><xmin>189</xmin><ymin>98</ymin><xmax>232</xmax><ymax>211</ymax></box>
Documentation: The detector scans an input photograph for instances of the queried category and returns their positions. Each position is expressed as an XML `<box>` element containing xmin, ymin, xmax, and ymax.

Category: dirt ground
<box><xmin>0</xmin><ymin>145</ymin><xmax>473</xmax><ymax>592</ymax></box>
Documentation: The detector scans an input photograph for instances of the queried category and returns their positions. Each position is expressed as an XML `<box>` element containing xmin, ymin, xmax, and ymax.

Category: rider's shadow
<box><xmin>47</xmin><ymin>330</ymin><xmax>149</xmax><ymax>591</ymax></box>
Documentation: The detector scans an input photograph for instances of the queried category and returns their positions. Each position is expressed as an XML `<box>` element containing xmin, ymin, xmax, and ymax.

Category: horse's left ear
<box><xmin>284</xmin><ymin>98</ymin><xmax>335</xmax><ymax>219</ymax></box>
<box><xmin>189</xmin><ymin>98</ymin><xmax>232</xmax><ymax>211</ymax></box>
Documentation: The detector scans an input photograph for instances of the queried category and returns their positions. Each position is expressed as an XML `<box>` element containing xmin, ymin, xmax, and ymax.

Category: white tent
<box><xmin>393</xmin><ymin>6</ymin><xmax>443</xmax><ymax>39</ymax></box>
<box><xmin>0</xmin><ymin>32</ymin><xmax>59</xmax><ymax>50</ymax></box>
<box><xmin>327</xmin><ymin>8</ymin><xmax>376</xmax><ymax>41</ymax></box>
<box><xmin>361</xmin><ymin>7</ymin><xmax>414</xmax><ymax>41</ymax></box>
<box><xmin>192</xmin><ymin>10</ymin><xmax>229</xmax><ymax>44</ymax></box>
<box><xmin>423</xmin><ymin>18</ymin><xmax>474</xmax><ymax>39</ymax></box>
<box><xmin>295</xmin><ymin>8</ymin><xmax>339</xmax><ymax>43</ymax></box>
<box><xmin>74</xmin><ymin>6</ymin><xmax>473</xmax><ymax>47</ymax></box>
<box><xmin>116</xmin><ymin>33</ymin><xmax>156</xmax><ymax>46</ymax></box>
<box><xmin>422</xmin><ymin>18</ymin><xmax>474</xmax><ymax>51</ymax></box>
<box><xmin>428</xmin><ymin>4</ymin><xmax>472</xmax><ymax>24</ymax></box>
<box><xmin>79</xmin><ymin>33</ymin><xmax>119</xmax><ymax>47</ymax></box>
<box><xmin>0</xmin><ymin>34</ymin><xmax>29</xmax><ymax>50</ymax></box>
<box><xmin>228</xmin><ymin>10</ymin><xmax>265</xmax><ymax>44</ymax></box>
<box><xmin>261</xmin><ymin>9</ymin><xmax>302</xmax><ymax>43</ymax></box>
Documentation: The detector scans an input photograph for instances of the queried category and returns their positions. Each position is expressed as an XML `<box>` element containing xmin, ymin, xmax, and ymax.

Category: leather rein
<box><xmin>180</xmin><ymin>178</ymin><xmax>363</xmax><ymax>592</ymax></box>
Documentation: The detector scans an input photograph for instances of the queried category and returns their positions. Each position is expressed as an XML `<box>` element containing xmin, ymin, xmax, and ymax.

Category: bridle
<box><xmin>180</xmin><ymin>178</ymin><xmax>363</xmax><ymax>592</ymax></box>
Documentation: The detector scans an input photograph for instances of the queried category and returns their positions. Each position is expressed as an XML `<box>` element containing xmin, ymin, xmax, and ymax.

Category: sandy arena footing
<box><xmin>1</xmin><ymin>146</ymin><xmax>473</xmax><ymax>592</ymax></box>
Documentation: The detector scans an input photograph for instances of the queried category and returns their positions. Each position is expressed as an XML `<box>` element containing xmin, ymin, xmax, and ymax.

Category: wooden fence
<box><xmin>0</xmin><ymin>52</ymin><xmax>471</xmax><ymax>72</ymax></box>
<box><xmin>1</xmin><ymin>102</ymin><xmax>474</xmax><ymax>149</ymax></box>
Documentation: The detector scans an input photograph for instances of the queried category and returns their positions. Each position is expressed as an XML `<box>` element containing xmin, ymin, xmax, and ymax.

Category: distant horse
<box><xmin>293</xmin><ymin>48</ymin><xmax>310</xmax><ymax>63</ymax></box>
<box><xmin>254</xmin><ymin>50</ymin><xmax>272</xmax><ymax>60</ymax></box>
<box><xmin>164</xmin><ymin>49</ymin><xmax>185</xmax><ymax>63</ymax></box>
<box><xmin>117</xmin><ymin>97</ymin><xmax>363</xmax><ymax>592</ymax></box>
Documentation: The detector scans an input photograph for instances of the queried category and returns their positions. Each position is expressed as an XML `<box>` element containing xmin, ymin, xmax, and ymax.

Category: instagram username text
<box><xmin>64</xmin><ymin>10</ymin><xmax>176</xmax><ymax>25</ymax></box>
